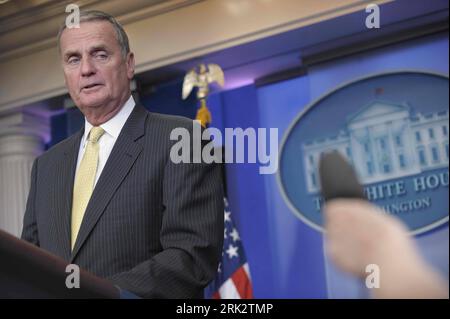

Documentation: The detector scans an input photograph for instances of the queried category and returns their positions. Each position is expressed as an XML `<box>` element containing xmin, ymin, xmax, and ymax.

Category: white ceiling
<box><xmin>0</xmin><ymin>0</ymin><xmax>170</xmax><ymax>56</ymax></box>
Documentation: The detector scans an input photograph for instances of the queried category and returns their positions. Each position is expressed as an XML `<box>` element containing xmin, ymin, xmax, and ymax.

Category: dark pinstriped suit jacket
<box><xmin>21</xmin><ymin>104</ymin><xmax>224</xmax><ymax>298</ymax></box>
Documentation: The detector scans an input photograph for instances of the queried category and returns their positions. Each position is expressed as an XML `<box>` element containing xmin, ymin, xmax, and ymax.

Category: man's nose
<box><xmin>80</xmin><ymin>57</ymin><xmax>96</xmax><ymax>76</ymax></box>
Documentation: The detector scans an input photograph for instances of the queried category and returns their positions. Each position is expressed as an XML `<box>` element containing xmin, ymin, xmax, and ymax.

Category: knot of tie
<box><xmin>88</xmin><ymin>127</ymin><xmax>105</xmax><ymax>143</ymax></box>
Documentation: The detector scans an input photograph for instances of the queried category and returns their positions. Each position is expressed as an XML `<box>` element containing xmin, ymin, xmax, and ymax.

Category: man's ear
<box><xmin>126</xmin><ymin>52</ymin><xmax>135</xmax><ymax>79</ymax></box>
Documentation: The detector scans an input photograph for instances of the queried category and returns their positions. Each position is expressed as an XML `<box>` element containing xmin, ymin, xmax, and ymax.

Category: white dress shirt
<box><xmin>75</xmin><ymin>95</ymin><xmax>136</xmax><ymax>187</ymax></box>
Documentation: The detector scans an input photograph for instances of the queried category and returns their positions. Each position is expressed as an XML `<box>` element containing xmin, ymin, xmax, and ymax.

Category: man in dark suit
<box><xmin>21</xmin><ymin>10</ymin><xmax>224</xmax><ymax>298</ymax></box>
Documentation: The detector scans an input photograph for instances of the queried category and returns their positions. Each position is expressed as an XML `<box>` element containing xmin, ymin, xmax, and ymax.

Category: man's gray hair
<box><xmin>57</xmin><ymin>10</ymin><xmax>130</xmax><ymax>57</ymax></box>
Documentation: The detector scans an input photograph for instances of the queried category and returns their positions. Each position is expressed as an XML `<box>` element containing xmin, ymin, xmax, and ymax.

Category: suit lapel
<box><xmin>70</xmin><ymin>105</ymin><xmax>147</xmax><ymax>261</ymax></box>
<box><xmin>55</xmin><ymin>129</ymin><xmax>84</xmax><ymax>261</ymax></box>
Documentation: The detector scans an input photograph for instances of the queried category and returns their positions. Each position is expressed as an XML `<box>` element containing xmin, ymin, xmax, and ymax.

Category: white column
<box><xmin>0</xmin><ymin>111</ymin><xmax>49</xmax><ymax>237</ymax></box>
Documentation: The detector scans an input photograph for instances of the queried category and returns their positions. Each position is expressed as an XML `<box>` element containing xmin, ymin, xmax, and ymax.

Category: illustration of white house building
<box><xmin>302</xmin><ymin>100</ymin><xmax>449</xmax><ymax>194</ymax></box>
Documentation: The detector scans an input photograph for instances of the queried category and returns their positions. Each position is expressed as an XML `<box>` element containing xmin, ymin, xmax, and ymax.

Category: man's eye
<box><xmin>67</xmin><ymin>57</ymin><xmax>80</xmax><ymax>65</ymax></box>
<box><xmin>95</xmin><ymin>53</ymin><xmax>108</xmax><ymax>60</ymax></box>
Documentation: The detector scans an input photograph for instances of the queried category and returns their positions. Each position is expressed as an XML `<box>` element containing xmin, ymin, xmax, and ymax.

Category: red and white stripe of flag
<box><xmin>212</xmin><ymin>263</ymin><xmax>253</xmax><ymax>299</ymax></box>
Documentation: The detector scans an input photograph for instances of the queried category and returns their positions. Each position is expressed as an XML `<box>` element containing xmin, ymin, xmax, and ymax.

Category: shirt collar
<box><xmin>81</xmin><ymin>95</ymin><xmax>136</xmax><ymax>147</ymax></box>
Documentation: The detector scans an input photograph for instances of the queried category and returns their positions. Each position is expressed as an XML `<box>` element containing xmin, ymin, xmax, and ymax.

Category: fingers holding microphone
<box><xmin>319</xmin><ymin>152</ymin><xmax>448</xmax><ymax>298</ymax></box>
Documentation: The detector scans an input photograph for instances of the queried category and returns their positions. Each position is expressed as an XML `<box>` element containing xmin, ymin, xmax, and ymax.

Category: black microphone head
<box><xmin>319</xmin><ymin>151</ymin><xmax>366</xmax><ymax>202</ymax></box>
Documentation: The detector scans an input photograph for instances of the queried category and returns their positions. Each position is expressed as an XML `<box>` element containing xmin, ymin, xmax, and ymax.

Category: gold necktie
<box><xmin>71</xmin><ymin>126</ymin><xmax>105</xmax><ymax>250</ymax></box>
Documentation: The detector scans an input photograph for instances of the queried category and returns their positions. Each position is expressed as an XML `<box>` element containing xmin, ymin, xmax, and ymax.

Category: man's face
<box><xmin>59</xmin><ymin>21</ymin><xmax>134</xmax><ymax>113</ymax></box>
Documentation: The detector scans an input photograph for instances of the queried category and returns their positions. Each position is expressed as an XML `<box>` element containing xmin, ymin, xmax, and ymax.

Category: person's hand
<box><xmin>324</xmin><ymin>199</ymin><xmax>448</xmax><ymax>298</ymax></box>
<box><xmin>324</xmin><ymin>199</ymin><xmax>413</xmax><ymax>277</ymax></box>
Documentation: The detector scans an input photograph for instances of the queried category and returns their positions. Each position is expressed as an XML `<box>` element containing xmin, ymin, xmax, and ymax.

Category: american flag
<box><xmin>204</xmin><ymin>198</ymin><xmax>253</xmax><ymax>299</ymax></box>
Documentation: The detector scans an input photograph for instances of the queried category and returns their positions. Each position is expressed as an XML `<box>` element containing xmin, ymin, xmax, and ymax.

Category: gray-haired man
<box><xmin>22</xmin><ymin>10</ymin><xmax>224</xmax><ymax>298</ymax></box>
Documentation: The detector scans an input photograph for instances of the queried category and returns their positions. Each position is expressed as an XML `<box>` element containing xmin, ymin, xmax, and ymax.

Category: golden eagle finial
<box><xmin>182</xmin><ymin>64</ymin><xmax>225</xmax><ymax>100</ymax></box>
<box><xmin>182</xmin><ymin>64</ymin><xmax>225</xmax><ymax>127</ymax></box>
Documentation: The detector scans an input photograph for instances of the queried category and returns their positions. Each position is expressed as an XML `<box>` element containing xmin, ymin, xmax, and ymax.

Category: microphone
<box><xmin>318</xmin><ymin>151</ymin><xmax>366</xmax><ymax>202</ymax></box>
